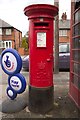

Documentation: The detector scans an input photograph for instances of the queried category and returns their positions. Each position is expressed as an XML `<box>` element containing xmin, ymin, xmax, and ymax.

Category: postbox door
<box><xmin>30</xmin><ymin>28</ymin><xmax>53</xmax><ymax>87</ymax></box>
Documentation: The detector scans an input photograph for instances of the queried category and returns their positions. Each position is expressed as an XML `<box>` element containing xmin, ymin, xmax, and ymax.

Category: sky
<box><xmin>0</xmin><ymin>0</ymin><xmax>71</xmax><ymax>36</ymax></box>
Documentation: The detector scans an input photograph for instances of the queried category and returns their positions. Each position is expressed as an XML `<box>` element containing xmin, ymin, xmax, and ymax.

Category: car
<box><xmin>22</xmin><ymin>55</ymin><xmax>29</xmax><ymax>71</ymax></box>
<box><xmin>22</xmin><ymin>43</ymin><xmax>70</xmax><ymax>71</ymax></box>
<box><xmin>59</xmin><ymin>43</ymin><xmax>70</xmax><ymax>70</ymax></box>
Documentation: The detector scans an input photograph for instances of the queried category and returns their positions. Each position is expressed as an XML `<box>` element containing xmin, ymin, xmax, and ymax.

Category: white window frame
<box><xmin>4</xmin><ymin>40</ymin><xmax>12</xmax><ymax>48</ymax></box>
<box><xmin>0</xmin><ymin>41</ymin><xmax>5</xmax><ymax>48</ymax></box>
<box><xmin>6</xmin><ymin>29</ymin><xmax>11</xmax><ymax>35</ymax></box>
<box><xmin>0</xmin><ymin>28</ymin><xmax>2</xmax><ymax>35</ymax></box>
<box><xmin>0</xmin><ymin>40</ymin><xmax>12</xmax><ymax>48</ymax></box>
<box><xmin>59</xmin><ymin>30</ymin><xmax>67</xmax><ymax>36</ymax></box>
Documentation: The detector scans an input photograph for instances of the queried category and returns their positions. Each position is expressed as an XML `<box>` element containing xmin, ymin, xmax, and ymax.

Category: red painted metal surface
<box><xmin>24</xmin><ymin>4</ymin><xmax>58</xmax><ymax>19</ymax></box>
<box><xmin>24</xmin><ymin>4</ymin><xmax>58</xmax><ymax>87</ymax></box>
<box><xmin>69</xmin><ymin>2</ymin><xmax>80</xmax><ymax>108</ymax></box>
<box><xmin>69</xmin><ymin>82</ymin><xmax>80</xmax><ymax>108</ymax></box>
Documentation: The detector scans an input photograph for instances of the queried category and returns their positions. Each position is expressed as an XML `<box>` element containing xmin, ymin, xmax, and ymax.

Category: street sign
<box><xmin>8</xmin><ymin>73</ymin><xmax>26</xmax><ymax>94</ymax></box>
<box><xmin>1</xmin><ymin>48</ymin><xmax>27</xmax><ymax>100</ymax></box>
<box><xmin>7</xmin><ymin>87</ymin><xmax>17</xmax><ymax>100</ymax></box>
<box><xmin>1</xmin><ymin>48</ymin><xmax>22</xmax><ymax>75</ymax></box>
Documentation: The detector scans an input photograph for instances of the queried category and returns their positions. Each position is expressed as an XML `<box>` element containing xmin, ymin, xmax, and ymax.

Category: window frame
<box><xmin>6</xmin><ymin>29</ymin><xmax>12</xmax><ymax>35</ymax></box>
<box><xmin>0</xmin><ymin>40</ymin><xmax>12</xmax><ymax>48</ymax></box>
<box><xmin>59</xmin><ymin>30</ymin><xmax>67</xmax><ymax>36</ymax></box>
<box><xmin>0</xmin><ymin>28</ymin><xmax>2</xmax><ymax>35</ymax></box>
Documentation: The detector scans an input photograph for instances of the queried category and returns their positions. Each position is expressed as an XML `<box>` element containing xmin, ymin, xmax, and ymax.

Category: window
<box><xmin>4</xmin><ymin>41</ymin><xmax>12</xmax><ymax>48</ymax></box>
<box><xmin>6</xmin><ymin>42</ymin><xmax>8</xmax><ymax>48</ymax></box>
<box><xmin>59</xmin><ymin>30</ymin><xmax>67</xmax><ymax>36</ymax></box>
<box><xmin>0</xmin><ymin>41</ymin><xmax>5</xmax><ymax>48</ymax></box>
<box><xmin>0</xmin><ymin>28</ymin><xmax>2</xmax><ymax>35</ymax></box>
<box><xmin>0</xmin><ymin>40</ymin><xmax>12</xmax><ymax>48</ymax></box>
<box><xmin>59</xmin><ymin>44</ymin><xmax>70</xmax><ymax>53</ymax></box>
<box><xmin>9</xmin><ymin>41</ymin><xmax>11</xmax><ymax>48</ymax></box>
<box><xmin>6</xmin><ymin>29</ymin><xmax>11</xmax><ymax>35</ymax></box>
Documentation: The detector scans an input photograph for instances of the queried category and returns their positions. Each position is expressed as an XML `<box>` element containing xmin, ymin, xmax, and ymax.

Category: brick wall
<box><xmin>14</xmin><ymin>29</ymin><xmax>22</xmax><ymax>50</ymax></box>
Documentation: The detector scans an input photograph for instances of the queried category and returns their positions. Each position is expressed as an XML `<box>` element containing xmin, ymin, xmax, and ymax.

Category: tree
<box><xmin>21</xmin><ymin>36</ymin><xmax>28</xmax><ymax>50</ymax></box>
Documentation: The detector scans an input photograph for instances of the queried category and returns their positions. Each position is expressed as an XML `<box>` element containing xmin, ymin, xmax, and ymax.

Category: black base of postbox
<box><xmin>28</xmin><ymin>85</ymin><xmax>54</xmax><ymax>114</ymax></box>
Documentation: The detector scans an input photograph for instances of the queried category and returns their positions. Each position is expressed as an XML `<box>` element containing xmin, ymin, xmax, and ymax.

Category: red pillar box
<box><xmin>24</xmin><ymin>4</ymin><xmax>58</xmax><ymax>113</ymax></box>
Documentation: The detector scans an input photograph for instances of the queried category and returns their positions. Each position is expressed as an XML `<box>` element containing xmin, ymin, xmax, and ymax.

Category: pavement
<box><xmin>0</xmin><ymin>67</ymin><xmax>80</xmax><ymax>119</ymax></box>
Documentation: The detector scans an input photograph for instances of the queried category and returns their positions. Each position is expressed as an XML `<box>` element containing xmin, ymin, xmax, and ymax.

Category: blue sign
<box><xmin>7</xmin><ymin>87</ymin><xmax>17</xmax><ymax>100</ymax></box>
<box><xmin>8</xmin><ymin>73</ymin><xmax>26</xmax><ymax>94</ymax></box>
<box><xmin>1</xmin><ymin>48</ymin><xmax>27</xmax><ymax>100</ymax></box>
<box><xmin>1</xmin><ymin>48</ymin><xmax>22</xmax><ymax>75</ymax></box>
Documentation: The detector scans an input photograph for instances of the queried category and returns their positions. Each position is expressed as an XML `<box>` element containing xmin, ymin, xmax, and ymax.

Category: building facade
<box><xmin>59</xmin><ymin>13</ymin><xmax>70</xmax><ymax>43</ymax></box>
<box><xmin>0</xmin><ymin>19</ymin><xmax>22</xmax><ymax>52</ymax></box>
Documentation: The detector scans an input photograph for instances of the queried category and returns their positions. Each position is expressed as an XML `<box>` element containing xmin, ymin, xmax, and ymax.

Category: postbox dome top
<box><xmin>24</xmin><ymin>4</ymin><xmax>58</xmax><ymax>19</ymax></box>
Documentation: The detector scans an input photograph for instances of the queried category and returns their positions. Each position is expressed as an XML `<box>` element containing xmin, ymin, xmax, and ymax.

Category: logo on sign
<box><xmin>4</xmin><ymin>55</ymin><xmax>14</xmax><ymax>70</ymax></box>
<box><xmin>2</xmin><ymin>52</ymin><xmax>17</xmax><ymax>73</ymax></box>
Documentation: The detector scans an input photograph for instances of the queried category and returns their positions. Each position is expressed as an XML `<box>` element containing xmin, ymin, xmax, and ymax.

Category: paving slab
<box><xmin>0</xmin><ymin>69</ymin><xmax>80</xmax><ymax>118</ymax></box>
